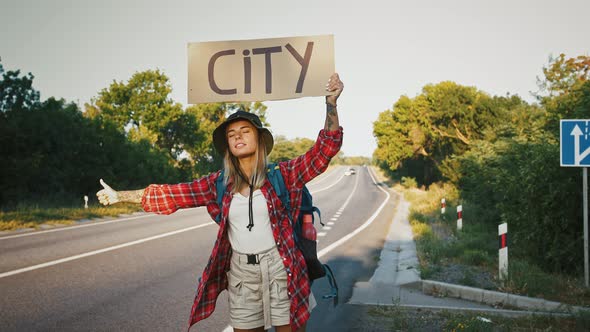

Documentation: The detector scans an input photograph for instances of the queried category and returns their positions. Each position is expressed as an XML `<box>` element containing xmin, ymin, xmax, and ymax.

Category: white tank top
<box><xmin>228</xmin><ymin>189</ymin><xmax>276</xmax><ymax>253</ymax></box>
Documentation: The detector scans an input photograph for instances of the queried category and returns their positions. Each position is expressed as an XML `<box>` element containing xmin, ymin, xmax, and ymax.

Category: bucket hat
<box><xmin>212</xmin><ymin>110</ymin><xmax>274</xmax><ymax>155</ymax></box>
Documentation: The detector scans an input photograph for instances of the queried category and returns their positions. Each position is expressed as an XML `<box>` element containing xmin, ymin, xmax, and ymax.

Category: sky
<box><xmin>1</xmin><ymin>0</ymin><xmax>589</xmax><ymax>157</ymax></box>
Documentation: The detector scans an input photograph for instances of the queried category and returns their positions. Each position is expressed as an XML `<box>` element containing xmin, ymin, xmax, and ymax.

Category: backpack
<box><xmin>215</xmin><ymin>163</ymin><xmax>339</xmax><ymax>305</ymax></box>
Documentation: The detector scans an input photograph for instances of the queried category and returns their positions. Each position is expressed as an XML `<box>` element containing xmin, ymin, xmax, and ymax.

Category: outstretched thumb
<box><xmin>99</xmin><ymin>178</ymin><xmax>112</xmax><ymax>191</ymax></box>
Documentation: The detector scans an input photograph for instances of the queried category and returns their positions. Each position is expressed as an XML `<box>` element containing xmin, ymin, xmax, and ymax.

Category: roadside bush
<box><xmin>401</xmin><ymin>176</ymin><xmax>417</xmax><ymax>189</ymax></box>
<box><xmin>403</xmin><ymin>182</ymin><xmax>459</xmax><ymax>218</ymax></box>
<box><xmin>410</xmin><ymin>220</ymin><xmax>444</xmax><ymax>265</ymax></box>
<box><xmin>449</xmin><ymin>136</ymin><xmax>583</xmax><ymax>274</ymax></box>
<box><xmin>502</xmin><ymin>259</ymin><xmax>560</xmax><ymax>298</ymax></box>
<box><xmin>0</xmin><ymin>98</ymin><xmax>182</xmax><ymax>208</ymax></box>
<box><xmin>460</xmin><ymin>250</ymin><xmax>490</xmax><ymax>266</ymax></box>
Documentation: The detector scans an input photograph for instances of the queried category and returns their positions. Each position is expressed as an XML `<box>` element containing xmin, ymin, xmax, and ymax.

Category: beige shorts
<box><xmin>227</xmin><ymin>246</ymin><xmax>290</xmax><ymax>330</ymax></box>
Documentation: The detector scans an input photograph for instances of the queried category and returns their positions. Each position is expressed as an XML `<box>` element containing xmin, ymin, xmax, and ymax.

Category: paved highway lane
<box><xmin>0</xmin><ymin>165</ymin><xmax>395</xmax><ymax>331</ymax></box>
<box><xmin>306</xmin><ymin>166</ymin><xmax>398</xmax><ymax>331</ymax></box>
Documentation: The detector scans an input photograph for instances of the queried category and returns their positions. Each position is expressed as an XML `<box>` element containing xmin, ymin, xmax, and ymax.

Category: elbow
<box><xmin>142</xmin><ymin>203</ymin><xmax>178</xmax><ymax>215</ymax></box>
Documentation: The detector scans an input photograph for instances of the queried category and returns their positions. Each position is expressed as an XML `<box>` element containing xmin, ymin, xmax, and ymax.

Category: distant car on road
<box><xmin>344</xmin><ymin>167</ymin><xmax>356</xmax><ymax>176</ymax></box>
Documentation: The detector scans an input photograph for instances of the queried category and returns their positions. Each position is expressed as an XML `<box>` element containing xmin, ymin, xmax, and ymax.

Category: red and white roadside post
<box><xmin>441</xmin><ymin>198</ymin><xmax>446</xmax><ymax>214</ymax></box>
<box><xmin>457</xmin><ymin>205</ymin><xmax>463</xmax><ymax>230</ymax></box>
<box><xmin>499</xmin><ymin>223</ymin><xmax>508</xmax><ymax>281</ymax></box>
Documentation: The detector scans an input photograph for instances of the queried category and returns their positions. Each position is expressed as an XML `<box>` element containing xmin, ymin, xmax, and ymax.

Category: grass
<box><xmin>0</xmin><ymin>203</ymin><xmax>144</xmax><ymax>231</ymax></box>
<box><xmin>371</xmin><ymin>168</ymin><xmax>590</xmax><ymax>308</ymax></box>
<box><xmin>440</xmin><ymin>310</ymin><xmax>589</xmax><ymax>332</ymax></box>
<box><xmin>365</xmin><ymin>305</ymin><xmax>590</xmax><ymax>331</ymax></box>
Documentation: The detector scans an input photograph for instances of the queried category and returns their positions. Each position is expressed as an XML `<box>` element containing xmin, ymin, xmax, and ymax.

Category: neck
<box><xmin>238</xmin><ymin>155</ymin><xmax>257</xmax><ymax>180</ymax></box>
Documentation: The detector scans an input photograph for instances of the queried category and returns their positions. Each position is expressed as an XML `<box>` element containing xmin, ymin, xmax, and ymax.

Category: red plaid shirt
<box><xmin>141</xmin><ymin>127</ymin><xmax>343</xmax><ymax>331</ymax></box>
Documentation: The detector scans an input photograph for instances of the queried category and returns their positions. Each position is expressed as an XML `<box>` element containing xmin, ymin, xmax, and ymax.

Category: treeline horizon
<box><xmin>0</xmin><ymin>62</ymin><xmax>363</xmax><ymax>209</ymax></box>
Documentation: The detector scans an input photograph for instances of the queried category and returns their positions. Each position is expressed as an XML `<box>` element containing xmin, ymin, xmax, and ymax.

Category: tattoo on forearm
<box><xmin>119</xmin><ymin>189</ymin><xmax>145</xmax><ymax>204</ymax></box>
<box><xmin>326</xmin><ymin>103</ymin><xmax>337</xmax><ymax>116</ymax></box>
<box><xmin>326</xmin><ymin>116</ymin><xmax>334</xmax><ymax>129</ymax></box>
<box><xmin>324</xmin><ymin>103</ymin><xmax>339</xmax><ymax>131</ymax></box>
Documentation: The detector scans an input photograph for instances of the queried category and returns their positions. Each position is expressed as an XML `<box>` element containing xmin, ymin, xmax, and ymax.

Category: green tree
<box><xmin>537</xmin><ymin>54</ymin><xmax>590</xmax><ymax>132</ymax></box>
<box><xmin>538</xmin><ymin>54</ymin><xmax>590</xmax><ymax>98</ymax></box>
<box><xmin>0</xmin><ymin>62</ymin><xmax>40</xmax><ymax>113</ymax></box>
<box><xmin>373</xmin><ymin>81</ymin><xmax>504</xmax><ymax>184</ymax></box>
<box><xmin>85</xmin><ymin>69</ymin><xmax>201</xmax><ymax>160</ymax></box>
<box><xmin>268</xmin><ymin>136</ymin><xmax>315</xmax><ymax>162</ymax></box>
<box><xmin>341</xmin><ymin>156</ymin><xmax>371</xmax><ymax>165</ymax></box>
<box><xmin>1</xmin><ymin>97</ymin><xmax>181</xmax><ymax>206</ymax></box>
<box><xmin>440</xmin><ymin>94</ymin><xmax>545</xmax><ymax>184</ymax></box>
<box><xmin>0</xmin><ymin>63</ymin><xmax>181</xmax><ymax>207</ymax></box>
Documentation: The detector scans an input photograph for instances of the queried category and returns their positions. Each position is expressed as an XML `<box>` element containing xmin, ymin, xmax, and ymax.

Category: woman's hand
<box><xmin>325</xmin><ymin>73</ymin><xmax>344</xmax><ymax>106</ymax></box>
<box><xmin>324</xmin><ymin>73</ymin><xmax>343</xmax><ymax>131</ymax></box>
<box><xmin>97</xmin><ymin>179</ymin><xmax>120</xmax><ymax>205</ymax></box>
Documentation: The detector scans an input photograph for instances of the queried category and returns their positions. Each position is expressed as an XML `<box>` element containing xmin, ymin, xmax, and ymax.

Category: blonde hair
<box><xmin>223</xmin><ymin>130</ymin><xmax>268</xmax><ymax>193</ymax></box>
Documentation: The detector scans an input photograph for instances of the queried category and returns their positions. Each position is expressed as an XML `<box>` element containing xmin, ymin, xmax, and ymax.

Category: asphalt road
<box><xmin>0</xmin><ymin>165</ymin><xmax>396</xmax><ymax>332</ymax></box>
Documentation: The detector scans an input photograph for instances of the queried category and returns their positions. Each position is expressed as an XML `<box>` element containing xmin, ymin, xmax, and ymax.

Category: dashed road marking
<box><xmin>317</xmin><ymin>166</ymin><xmax>390</xmax><ymax>259</ymax></box>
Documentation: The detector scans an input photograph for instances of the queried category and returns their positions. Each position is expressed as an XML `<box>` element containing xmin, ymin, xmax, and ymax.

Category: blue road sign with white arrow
<box><xmin>561</xmin><ymin>120</ymin><xmax>590</xmax><ymax>167</ymax></box>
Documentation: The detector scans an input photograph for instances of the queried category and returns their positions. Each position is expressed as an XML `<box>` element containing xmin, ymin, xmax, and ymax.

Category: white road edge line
<box><xmin>311</xmin><ymin>172</ymin><xmax>346</xmax><ymax>194</ymax></box>
<box><xmin>318</xmin><ymin>166</ymin><xmax>390</xmax><ymax>259</ymax></box>
<box><xmin>0</xmin><ymin>222</ymin><xmax>216</xmax><ymax>279</ymax></box>
<box><xmin>0</xmin><ymin>214</ymin><xmax>159</xmax><ymax>240</ymax></box>
<box><xmin>0</xmin><ymin>206</ymin><xmax>204</xmax><ymax>241</ymax></box>
<box><xmin>307</xmin><ymin>166</ymin><xmax>342</xmax><ymax>186</ymax></box>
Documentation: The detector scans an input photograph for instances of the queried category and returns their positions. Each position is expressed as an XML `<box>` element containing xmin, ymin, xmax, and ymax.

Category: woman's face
<box><xmin>226</xmin><ymin>120</ymin><xmax>259</xmax><ymax>159</ymax></box>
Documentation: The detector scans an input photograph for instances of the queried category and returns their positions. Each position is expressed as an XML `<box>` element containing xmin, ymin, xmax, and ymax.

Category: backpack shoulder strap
<box><xmin>266</xmin><ymin>163</ymin><xmax>291</xmax><ymax>213</ymax></box>
<box><xmin>214</xmin><ymin>170</ymin><xmax>225</xmax><ymax>224</ymax></box>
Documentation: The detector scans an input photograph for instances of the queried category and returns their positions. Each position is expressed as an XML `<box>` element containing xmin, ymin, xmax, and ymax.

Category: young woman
<box><xmin>97</xmin><ymin>73</ymin><xmax>344</xmax><ymax>332</ymax></box>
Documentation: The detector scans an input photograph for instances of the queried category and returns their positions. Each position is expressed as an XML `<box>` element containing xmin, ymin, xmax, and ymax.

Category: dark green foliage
<box><xmin>268</xmin><ymin>135</ymin><xmax>315</xmax><ymax>162</ymax></box>
<box><xmin>0</xmin><ymin>97</ymin><xmax>181</xmax><ymax>207</ymax></box>
<box><xmin>444</xmin><ymin>56</ymin><xmax>589</xmax><ymax>273</ymax></box>
<box><xmin>504</xmin><ymin>258</ymin><xmax>561</xmax><ymax>298</ymax></box>
<box><xmin>0</xmin><ymin>63</ymin><xmax>40</xmax><ymax>113</ymax></box>
<box><xmin>0</xmin><ymin>63</ymin><xmax>181</xmax><ymax>207</ymax></box>
<box><xmin>376</xmin><ymin>54</ymin><xmax>590</xmax><ymax>276</ymax></box>
<box><xmin>451</xmin><ymin>136</ymin><xmax>582</xmax><ymax>273</ymax></box>
<box><xmin>373</xmin><ymin>81</ymin><xmax>507</xmax><ymax>184</ymax></box>
<box><xmin>400</xmin><ymin>176</ymin><xmax>417</xmax><ymax>189</ymax></box>
<box><xmin>85</xmin><ymin>69</ymin><xmax>203</xmax><ymax>160</ymax></box>
<box><xmin>330</xmin><ymin>154</ymin><xmax>371</xmax><ymax>165</ymax></box>
<box><xmin>460</xmin><ymin>250</ymin><xmax>490</xmax><ymax>266</ymax></box>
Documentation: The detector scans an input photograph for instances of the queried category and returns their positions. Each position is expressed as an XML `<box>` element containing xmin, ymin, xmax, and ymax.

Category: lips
<box><xmin>235</xmin><ymin>143</ymin><xmax>246</xmax><ymax>149</ymax></box>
